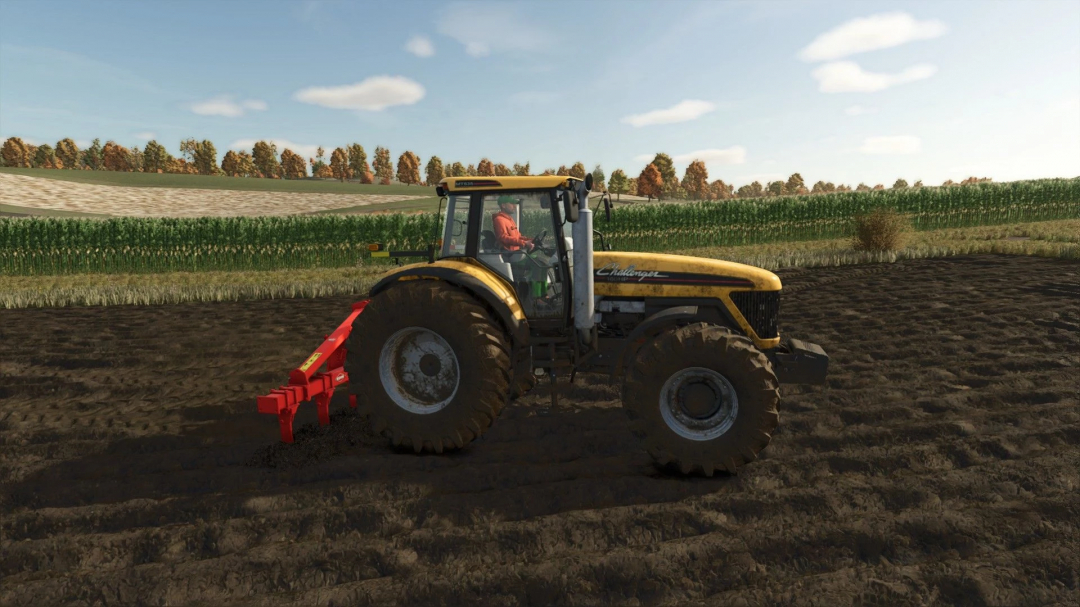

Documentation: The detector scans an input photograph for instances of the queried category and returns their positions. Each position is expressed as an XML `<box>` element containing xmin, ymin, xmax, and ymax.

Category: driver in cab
<box><xmin>493</xmin><ymin>196</ymin><xmax>534</xmax><ymax>253</ymax></box>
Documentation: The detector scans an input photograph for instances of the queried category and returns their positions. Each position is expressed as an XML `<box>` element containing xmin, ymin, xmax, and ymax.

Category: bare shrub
<box><xmin>852</xmin><ymin>208</ymin><xmax>910</xmax><ymax>252</ymax></box>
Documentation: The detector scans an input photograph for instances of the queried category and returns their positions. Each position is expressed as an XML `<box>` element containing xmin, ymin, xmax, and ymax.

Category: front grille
<box><xmin>729</xmin><ymin>290</ymin><xmax>779</xmax><ymax>339</ymax></box>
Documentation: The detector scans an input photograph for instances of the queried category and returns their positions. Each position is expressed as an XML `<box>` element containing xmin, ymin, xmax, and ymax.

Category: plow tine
<box><xmin>256</xmin><ymin>300</ymin><xmax>369</xmax><ymax>443</ymax></box>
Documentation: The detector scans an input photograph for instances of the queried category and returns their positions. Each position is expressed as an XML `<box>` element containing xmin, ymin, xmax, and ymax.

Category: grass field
<box><xmin>0</xmin><ymin>167</ymin><xmax>436</xmax><ymax>197</ymax></box>
<box><xmin>3</xmin><ymin>219</ymin><xmax>1077</xmax><ymax>308</ymax></box>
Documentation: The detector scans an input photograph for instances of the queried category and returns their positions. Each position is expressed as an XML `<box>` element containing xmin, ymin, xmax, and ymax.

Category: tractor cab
<box><xmin>435</xmin><ymin>176</ymin><xmax>593</xmax><ymax>326</ymax></box>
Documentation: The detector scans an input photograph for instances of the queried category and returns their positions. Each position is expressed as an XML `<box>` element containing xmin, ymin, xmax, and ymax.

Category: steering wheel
<box><xmin>531</xmin><ymin>229</ymin><xmax>556</xmax><ymax>255</ymax></box>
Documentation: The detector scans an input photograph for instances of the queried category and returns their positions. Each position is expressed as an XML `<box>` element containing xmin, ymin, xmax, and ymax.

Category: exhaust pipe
<box><xmin>572</xmin><ymin>187</ymin><xmax>595</xmax><ymax>339</ymax></box>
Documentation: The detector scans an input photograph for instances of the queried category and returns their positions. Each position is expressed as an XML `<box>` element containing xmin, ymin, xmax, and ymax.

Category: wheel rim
<box><xmin>379</xmin><ymin>327</ymin><xmax>460</xmax><ymax>414</ymax></box>
<box><xmin>659</xmin><ymin>367</ymin><xmax>739</xmax><ymax>441</ymax></box>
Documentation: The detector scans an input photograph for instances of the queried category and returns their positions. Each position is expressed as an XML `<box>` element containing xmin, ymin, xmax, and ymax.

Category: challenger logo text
<box><xmin>595</xmin><ymin>263</ymin><xmax>668</xmax><ymax>282</ymax></box>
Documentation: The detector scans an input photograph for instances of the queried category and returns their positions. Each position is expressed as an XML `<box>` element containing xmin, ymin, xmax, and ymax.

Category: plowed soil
<box><xmin>2</xmin><ymin>255</ymin><xmax>1077</xmax><ymax>606</ymax></box>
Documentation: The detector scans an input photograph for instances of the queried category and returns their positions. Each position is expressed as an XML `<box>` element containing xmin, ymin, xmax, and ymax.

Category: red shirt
<box><xmin>493</xmin><ymin>211</ymin><xmax>531</xmax><ymax>251</ymax></box>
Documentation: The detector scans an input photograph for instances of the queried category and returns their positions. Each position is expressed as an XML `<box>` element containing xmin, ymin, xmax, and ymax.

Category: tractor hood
<box><xmin>592</xmin><ymin>251</ymin><xmax>781</xmax><ymax>298</ymax></box>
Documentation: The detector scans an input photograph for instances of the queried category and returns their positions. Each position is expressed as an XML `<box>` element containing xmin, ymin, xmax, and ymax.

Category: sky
<box><xmin>1</xmin><ymin>0</ymin><xmax>1078</xmax><ymax>187</ymax></box>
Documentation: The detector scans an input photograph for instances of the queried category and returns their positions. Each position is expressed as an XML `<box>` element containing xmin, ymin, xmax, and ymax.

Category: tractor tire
<box><xmin>346</xmin><ymin>280</ymin><xmax>512</xmax><ymax>453</ymax></box>
<box><xmin>510</xmin><ymin>346</ymin><xmax>536</xmax><ymax>399</ymax></box>
<box><xmin>621</xmin><ymin>322</ymin><xmax>780</xmax><ymax>476</ymax></box>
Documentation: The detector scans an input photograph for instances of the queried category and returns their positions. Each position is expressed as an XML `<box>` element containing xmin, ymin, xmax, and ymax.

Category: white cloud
<box><xmin>798</xmin><ymin>12</ymin><xmax>947</xmax><ymax>62</ymax></box>
<box><xmin>621</xmin><ymin>100</ymin><xmax>716</xmax><ymax>127</ymax></box>
<box><xmin>673</xmin><ymin>147</ymin><xmax>747</xmax><ymax>166</ymax></box>
<box><xmin>438</xmin><ymin>3</ymin><xmax>551</xmax><ymax>57</ymax></box>
<box><xmin>134</xmin><ymin>131</ymin><xmax>156</xmax><ymax>140</ymax></box>
<box><xmin>633</xmin><ymin>154</ymin><xmax>655</xmax><ymax>163</ymax></box>
<box><xmin>405</xmin><ymin>35</ymin><xmax>435</xmax><ymax>58</ymax></box>
<box><xmin>294</xmin><ymin>76</ymin><xmax>425</xmax><ymax>111</ymax></box>
<box><xmin>845</xmin><ymin>105</ymin><xmax>876</xmax><ymax>116</ymax></box>
<box><xmin>230</xmin><ymin>138</ymin><xmax>321</xmax><ymax>161</ymax></box>
<box><xmin>859</xmin><ymin>136</ymin><xmax>921</xmax><ymax>155</ymax></box>
<box><xmin>812</xmin><ymin>61</ymin><xmax>936</xmax><ymax>93</ymax></box>
<box><xmin>190</xmin><ymin>96</ymin><xmax>268</xmax><ymax>117</ymax></box>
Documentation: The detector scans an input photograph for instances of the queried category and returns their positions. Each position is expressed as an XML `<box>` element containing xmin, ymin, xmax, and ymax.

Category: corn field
<box><xmin>1</xmin><ymin>178</ymin><xmax>1077</xmax><ymax>275</ymax></box>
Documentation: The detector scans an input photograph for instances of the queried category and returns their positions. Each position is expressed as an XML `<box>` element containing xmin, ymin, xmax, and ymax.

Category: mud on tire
<box><xmin>346</xmin><ymin>280</ymin><xmax>512</xmax><ymax>453</ymax></box>
<box><xmin>622</xmin><ymin>322</ymin><xmax>780</xmax><ymax>475</ymax></box>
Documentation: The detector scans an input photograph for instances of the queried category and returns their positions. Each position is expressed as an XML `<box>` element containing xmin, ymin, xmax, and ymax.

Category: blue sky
<box><xmin>1</xmin><ymin>0</ymin><xmax>1078</xmax><ymax>186</ymax></box>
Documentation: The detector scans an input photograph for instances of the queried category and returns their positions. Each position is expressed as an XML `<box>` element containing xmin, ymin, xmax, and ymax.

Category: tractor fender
<box><xmin>610</xmin><ymin>306</ymin><xmax>700</xmax><ymax>378</ymax></box>
<box><xmin>369</xmin><ymin>267</ymin><xmax>529</xmax><ymax>347</ymax></box>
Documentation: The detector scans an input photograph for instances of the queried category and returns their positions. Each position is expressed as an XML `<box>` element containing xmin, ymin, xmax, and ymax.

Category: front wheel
<box><xmin>621</xmin><ymin>323</ymin><xmax>780</xmax><ymax>475</ymax></box>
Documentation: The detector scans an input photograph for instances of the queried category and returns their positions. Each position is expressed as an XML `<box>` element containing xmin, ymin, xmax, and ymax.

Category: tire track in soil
<box><xmin>1</xmin><ymin>255</ymin><xmax>1077</xmax><ymax>606</ymax></box>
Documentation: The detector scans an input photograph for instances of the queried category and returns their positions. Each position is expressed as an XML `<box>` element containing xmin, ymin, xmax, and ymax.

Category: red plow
<box><xmin>256</xmin><ymin>300</ymin><xmax>369</xmax><ymax>442</ymax></box>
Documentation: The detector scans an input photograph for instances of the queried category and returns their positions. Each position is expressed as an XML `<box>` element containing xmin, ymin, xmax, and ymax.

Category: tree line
<box><xmin>1</xmin><ymin>136</ymin><xmax>991</xmax><ymax>198</ymax></box>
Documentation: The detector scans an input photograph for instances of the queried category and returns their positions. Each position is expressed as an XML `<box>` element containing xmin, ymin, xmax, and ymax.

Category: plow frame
<box><xmin>256</xmin><ymin>300</ymin><xmax>369</xmax><ymax>442</ymax></box>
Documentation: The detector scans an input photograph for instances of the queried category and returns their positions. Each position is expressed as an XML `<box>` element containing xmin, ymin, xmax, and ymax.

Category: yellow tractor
<box><xmin>258</xmin><ymin>175</ymin><xmax>827</xmax><ymax>475</ymax></box>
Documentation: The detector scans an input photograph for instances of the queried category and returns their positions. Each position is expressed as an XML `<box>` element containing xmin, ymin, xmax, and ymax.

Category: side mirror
<box><xmin>563</xmin><ymin>190</ymin><xmax>579</xmax><ymax>223</ymax></box>
<box><xmin>435</xmin><ymin>185</ymin><xmax>446</xmax><ymax>197</ymax></box>
<box><xmin>584</xmin><ymin>173</ymin><xmax>594</xmax><ymax>192</ymax></box>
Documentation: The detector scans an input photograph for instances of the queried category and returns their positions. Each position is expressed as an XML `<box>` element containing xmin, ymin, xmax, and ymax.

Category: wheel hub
<box><xmin>379</xmin><ymin>327</ymin><xmax>460</xmax><ymax>414</ymax></box>
<box><xmin>659</xmin><ymin>367</ymin><xmax>739</xmax><ymax>441</ymax></box>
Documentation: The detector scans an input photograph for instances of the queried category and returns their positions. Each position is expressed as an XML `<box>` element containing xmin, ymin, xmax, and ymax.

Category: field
<box><xmin>0</xmin><ymin>172</ymin><xmax>436</xmax><ymax>219</ymax></box>
<box><xmin>2</xmin><ymin>255</ymin><xmax>1077</xmax><ymax>606</ymax></box>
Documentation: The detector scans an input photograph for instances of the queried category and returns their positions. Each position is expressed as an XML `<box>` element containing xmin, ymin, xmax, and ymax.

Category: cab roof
<box><xmin>438</xmin><ymin>175</ymin><xmax>582</xmax><ymax>192</ymax></box>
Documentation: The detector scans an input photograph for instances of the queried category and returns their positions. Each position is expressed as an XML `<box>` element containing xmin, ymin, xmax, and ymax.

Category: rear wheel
<box><xmin>346</xmin><ymin>280</ymin><xmax>512</xmax><ymax>453</ymax></box>
<box><xmin>622</xmin><ymin>323</ymin><xmax>780</xmax><ymax>475</ymax></box>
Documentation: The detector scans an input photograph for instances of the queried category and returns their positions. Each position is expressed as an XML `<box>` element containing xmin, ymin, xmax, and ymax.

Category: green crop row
<box><xmin>1</xmin><ymin>178</ymin><xmax>1077</xmax><ymax>275</ymax></box>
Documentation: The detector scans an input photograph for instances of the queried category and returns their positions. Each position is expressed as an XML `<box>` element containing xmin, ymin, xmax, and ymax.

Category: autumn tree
<box><xmin>765</xmin><ymin>181</ymin><xmax>785</xmax><ymax>196</ymax></box>
<box><xmin>681</xmin><ymin>160</ymin><xmax>709</xmax><ymax>200</ymax></box>
<box><xmin>447</xmin><ymin>161</ymin><xmax>466</xmax><ymax>177</ymax></box>
<box><xmin>637</xmin><ymin>163</ymin><xmax>662</xmax><ymax>201</ymax></box>
<box><xmin>811</xmin><ymin>180</ymin><xmax>828</xmax><ymax>194</ymax></box>
<box><xmin>736</xmin><ymin>181</ymin><xmax>764</xmax><ymax>198</ymax></box>
<box><xmin>280</xmin><ymin>148</ymin><xmax>307</xmax><ymax>179</ymax></box>
<box><xmin>892</xmin><ymin>178</ymin><xmax>908</xmax><ymax>189</ymax></box>
<box><xmin>142</xmin><ymin>140</ymin><xmax>170</xmax><ymax>173</ymax></box>
<box><xmin>494</xmin><ymin>163</ymin><xmax>511</xmax><ymax>176</ymax></box>
<box><xmin>252</xmin><ymin>141</ymin><xmax>280</xmax><ymax>178</ymax></box>
<box><xmin>192</xmin><ymin>140</ymin><xmax>218</xmax><ymax>175</ymax></box>
<box><xmin>328</xmin><ymin>147</ymin><xmax>352</xmax><ymax>182</ymax></box>
<box><xmin>422</xmin><ymin>155</ymin><xmax>444</xmax><ymax>186</ymax></box>
<box><xmin>836</xmin><ymin>184</ymin><xmax>852</xmax><ymax>192</ymax></box>
<box><xmin>477</xmin><ymin>158</ymin><xmax>495</xmax><ymax>176</ymax></box>
<box><xmin>466</xmin><ymin>164</ymin><xmax>477</xmax><ymax>176</ymax></box>
<box><xmin>512</xmin><ymin>162</ymin><xmax>530</xmax><ymax>176</ymax></box>
<box><xmin>872</xmin><ymin>184</ymin><xmax>885</xmax><ymax>190</ymax></box>
<box><xmin>709</xmin><ymin>179</ymin><xmax>734</xmax><ymax>200</ymax></box>
<box><xmin>179</xmin><ymin>138</ymin><xmax>198</xmax><ymax>162</ymax></box>
<box><xmin>913</xmin><ymin>180</ymin><xmax>923</xmax><ymax>188</ymax></box>
<box><xmin>235</xmin><ymin>151</ymin><xmax>256</xmax><ymax>177</ymax></box>
<box><xmin>607</xmin><ymin>169</ymin><xmax>628</xmax><ymax>200</ymax></box>
<box><xmin>785</xmin><ymin>173</ymin><xmax>806</xmax><ymax>196</ymax></box>
<box><xmin>221</xmin><ymin>150</ymin><xmax>241</xmax><ymax>176</ymax></box>
<box><xmin>396</xmin><ymin>151</ymin><xmax>421</xmax><ymax>185</ymax></box>
<box><xmin>352</xmin><ymin>143</ymin><xmax>373</xmax><ymax>180</ymax></box>
<box><xmin>591</xmin><ymin>165</ymin><xmax>605</xmax><ymax>191</ymax></box>
<box><xmin>855</xmin><ymin>183</ymin><xmax>871</xmax><ymax>192</ymax></box>
<box><xmin>80</xmin><ymin>138</ymin><xmax>104</xmax><ymax>170</ymax></box>
<box><xmin>569</xmin><ymin>162</ymin><xmax>586</xmax><ymax>179</ymax></box>
<box><xmin>55</xmin><ymin>138</ymin><xmax>79</xmax><ymax>169</ymax></box>
<box><xmin>102</xmin><ymin>141</ymin><xmax>132</xmax><ymax>171</ymax></box>
<box><xmin>556</xmin><ymin>165</ymin><xmax>569</xmax><ymax>176</ymax></box>
<box><xmin>373</xmin><ymin>146</ymin><xmax>393</xmax><ymax>184</ymax></box>
<box><xmin>30</xmin><ymin>143</ymin><xmax>60</xmax><ymax>169</ymax></box>
<box><xmin>647</xmin><ymin>153</ymin><xmax>678</xmax><ymax>198</ymax></box>
<box><xmin>541</xmin><ymin>168</ymin><xmax>555</xmax><ymax>176</ymax></box>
